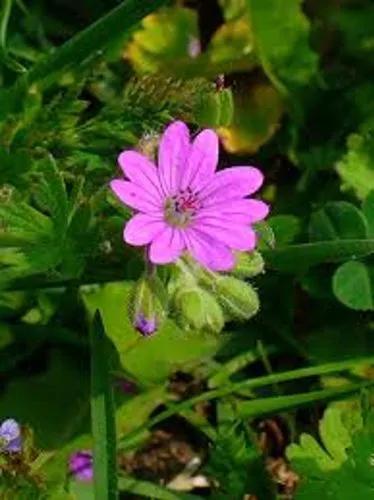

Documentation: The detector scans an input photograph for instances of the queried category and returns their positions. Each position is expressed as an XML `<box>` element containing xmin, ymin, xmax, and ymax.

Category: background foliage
<box><xmin>0</xmin><ymin>0</ymin><xmax>373</xmax><ymax>498</ymax></box>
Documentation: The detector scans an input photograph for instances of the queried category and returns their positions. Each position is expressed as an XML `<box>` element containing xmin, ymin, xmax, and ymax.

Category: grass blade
<box><xmin>0</xmin><ymin>0</ymin><xmax>168</xmax><ymax>115</ymax></box>
<box><xmin>91</xmin><ymin>311</ymin><xmax>118</xmax><ymax>500</ymax></box>
<box><xmin>236</xmin><ymin>382</ymin><xmax>374</xmax><ymax>418</ymax></box>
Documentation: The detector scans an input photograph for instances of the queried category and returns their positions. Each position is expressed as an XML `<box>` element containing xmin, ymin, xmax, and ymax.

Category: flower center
<box><xmin>164</xmin><ymin>188</ymin><xmax>201</xmax><ymax>228</ymax></box>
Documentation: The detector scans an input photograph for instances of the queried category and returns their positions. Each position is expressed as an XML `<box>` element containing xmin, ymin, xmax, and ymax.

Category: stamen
<box><xmin>164</xmin><ymin>188</ymin><xmax>201</xmax><ymax>228</ymax></box>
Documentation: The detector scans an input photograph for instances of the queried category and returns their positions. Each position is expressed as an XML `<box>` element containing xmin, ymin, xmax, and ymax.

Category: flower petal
<box><xmin>197</xmin><ymin>199</ymin><xmax>269</xmax><ymax>224</ymax></box>
<box><xmin>180</xmin><ymin>128</ymin><xmax>219</xmax><ymax>192</ymax></box>
<box><xmin>158</xmin><ymin>121</ymin><xmax>190</xmax><ymax>194</ymax></box>
<box><xmin>110</xmin><ymin>180</ymin><xmax>162</xmax><ymax>213</ymax></box>
<box><xmin>193</xmin><ymin>219</ymin><xmax>257</xmax><ymax>251</ymax></box>
<box><xmin>185</xmin><ymin>229</ymin><xmax>235</xmax><ymax>271</ymax></box>
<box><xmin>123</xmin><ymin>213</ymin><xmax>166</xmax><ymax>246</ymax></box>
<box><xmin>199</xmin><ymin>167</ymin><xmax>264</xmax><ymax>207</ymax></box>
<box><xmin>118</xmin><ymin>150</ymin><xmax>164</xmax><ymax>200</ymax></box>
<box><xmin>149</xmin><ymin>227</ymin><xmax>185</xmax><ymax>264</ymax></box>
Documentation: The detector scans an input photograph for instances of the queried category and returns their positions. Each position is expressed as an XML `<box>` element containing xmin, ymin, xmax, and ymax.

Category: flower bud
<box><xmin>132</xmin><ymin>274</ymin><xmax>168</xmax><ymax>336</ymax></box>
<box><xmin>194</xmin><ymin>92</ymin><xmax>221</xmax><ymax>128</ymax></box>
<box><xmin>174</xmin><ymin>286</ymin><xmax>224</xmax><ymax>333</ymax></box>
<box><xmin>232</xmin><ymin>251</ymin><xmax>264</xmax><ymax>278</ymax></box>
<box><xmin>217</xmin><ymin>88</ymin><xmax>234</xmax><ymax>127</ymax></box>
<box><xmin>215</xmin><ymin>276</ymin><xmax>259</xmax><ymax>321</ymax></box>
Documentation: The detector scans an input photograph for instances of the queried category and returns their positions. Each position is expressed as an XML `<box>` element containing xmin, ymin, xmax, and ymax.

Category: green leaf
<box><xmin>263</xmin><ymin>239</ymin><xmax>374</xmax><ymax>272</ymax></box>
<box><xmin>268</xmin><ymin>215</ymin><xmax>301</xmax><ymax>246</ymax></box>
<box><xmin>125</xmin><ymin>7</ymin><xmax>199</xmax><ymax>74</ymax></box>
<box><xmin>219</xmin><ymin>81</ymin><xmax>284</xmax><ymax>154</ymax></box>
<box><xmin>116</xmin><ymin>385</ymin><xmax>169</xmax><ymax>448</ymax></box>
<box><xmin>336</xmin><ymin>121</ymin><xmax>374</xmax><ymax>200</ymax></box>
<box><xmin>205</xmin><ymin>422</ymin><xmax>272</xmax><ymax>499</ymax></box>
<box><xmin>82</xmin><ymin>282</ymin><xmax>221</xmax><ymax>384</ymax></box>
<box><xmin>309</xmin><ymin>202</ymin><xmax>368</xmax><ymax>241</ymax></box>
<box><xmin>363</xmin><ymin>191</ymin><xmax>374</xmax><ymax>237</ymax></box>
<box><xmin>0</xmin><ymin>0</ymin><xmax>169</xmax><ymax>114</ymax></box>
<box><xmin>0</xmin><ymin>349</ymin><xmax>89</xmax><ymax>449</ymax></box>
<box><xmin>246</xmin><ymin>0</ymin><xmax>318</xmax><ymax>97</ymax></box>
<box><xmin>90</xmin><ymin>312</ymin><xmax>118</xmax><ymax>500</ymax></box>
<box><xmin>287</xmin><ymin>403</ymin><xmax>374</xmax><ymax>499</ymax></box>
<box><xmin>332</xmin><ymin>261</ymin><xmax>374</xmax><ymax>311</ymax></box>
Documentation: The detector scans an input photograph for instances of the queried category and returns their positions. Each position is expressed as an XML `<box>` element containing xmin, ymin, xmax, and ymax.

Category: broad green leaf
<box><xmin>116</xmin><ymin>385</ymin><xmax>169</xmax><ymax>447</ymax></box>
<box><xmin>125</xmin><ymin>7</ymin><xmax>255</xmax><ymax>78</ymax></box>
<box><xmin>246</xmin><ymin>0</ymin><xmax>318</xmax><ymax>97</ymax></box>
<box><xmin>333</xmin><ymin>261</ymin><xmax>374</xmax><ymax>311</ymax></box>
<box><xmin>219</xmin><ymin>0</ymin><xmax>247</xmax><ymax>21</ymax></box>
<box><xmin>263</xmin><ymin>239</ymin><xmax>374</xmax><ymax>272</ymax></box>
<box><xmin>82</xmin><ymin>282</ymin><xmax>221</xmax><ymax>384</ymax></box>
<box><xmin>90</xmin><ymin>312</ymin><xmax>118</xmax><ymax>500</ymax></box>
<box><xmin>219</xmin><ymin>81</ymin><xmax>283</xmax><ymax>154</ymax></box>
<box><xmin>125</xmin><ymin>8</ymin><xmax>199</xmax><ymax>74</ymax></box>
<box><xmin>0</xmin><ymin>349</ymin><xmax>89</xmax><ymax>449</ymax></box>
<box><xmin>309</xmin><ymin>202</ymin><xmax>368</xmax><ymax>241</ymax></box>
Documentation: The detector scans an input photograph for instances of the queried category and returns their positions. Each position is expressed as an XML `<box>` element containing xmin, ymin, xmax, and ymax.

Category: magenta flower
<box><xmin>0</xmin><ymin>419</ymin><xmax>22</xmax><ymax>453</ymax></box>
<box><xmin>110</xmin><ymin>121</ymin><xmax>269</xmax><ymax>271</ymax></box>
<box><xmin>69</xmin><ymin>450</ymin><xmax>93</xmax><ymax>482</ymax></box>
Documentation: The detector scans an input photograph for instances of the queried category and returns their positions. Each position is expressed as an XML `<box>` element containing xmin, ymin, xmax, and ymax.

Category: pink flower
<box><xmin>110</xmin><ymin>121</ymin><xmax>269</xmax><ymax>271</ymax></box>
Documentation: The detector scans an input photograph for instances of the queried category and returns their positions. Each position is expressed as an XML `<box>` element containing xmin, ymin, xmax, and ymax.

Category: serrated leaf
<box><xmin>332</xmin><ymin>261</ymin><xmax>374</xmax><ymax>311</ymax></box>
<box><xmin>287</xmin><ymin>404</ymin><xmax>374</xmax><ymax>499</ymax></box>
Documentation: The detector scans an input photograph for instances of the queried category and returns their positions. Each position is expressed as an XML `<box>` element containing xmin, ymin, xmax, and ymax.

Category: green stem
<box><xmin>119</xmin><ymin>356</ymin><xmax>374</xmax><ymax>448</ymax></box>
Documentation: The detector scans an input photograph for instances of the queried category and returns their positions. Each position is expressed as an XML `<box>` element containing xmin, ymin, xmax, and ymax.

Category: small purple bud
<box><xmin>115</xmin><ymin>377</ymin><xmax>138</xmax><ymax>394</ymax></box>
<box><xmin>69</xmin><ymin>450</ymin><xmax>93</xmax><ymax>482</ymax></box>
<box><xmin>0</xmin><ymin>419</ymin><xmax>22</xmax><ymax>453</ymax></box>
<box><xmin>134</xmin><ymin>313</ymin><xmax>157</xmax><ymax>337</ymax></box>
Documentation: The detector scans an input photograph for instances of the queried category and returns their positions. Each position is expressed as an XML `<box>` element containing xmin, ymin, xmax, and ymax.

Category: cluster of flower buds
<box><xmin>131</xmin><ymin>250</ymin><xmax>264</xmax><ymax>336</ymax></box>
<box><xmin>171</xmin><ymin>251</ymin><xmax>263</xmax><ymax>333</ymax></box>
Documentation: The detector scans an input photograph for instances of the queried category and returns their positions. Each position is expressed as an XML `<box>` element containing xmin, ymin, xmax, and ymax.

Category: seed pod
<box><xmin>174</xmin><ymin>286</ymin><xmax>224</xmax><ymax>333</ymax></box>
<box><xmin>232</xmin><ymin>251</ymin><xmax>265</xmax><ymax>278</ymax></box>
<box><xmin>215</xmin><ymin>276</ymin><xmax>259</xmax><ymax>321</ymax></box>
